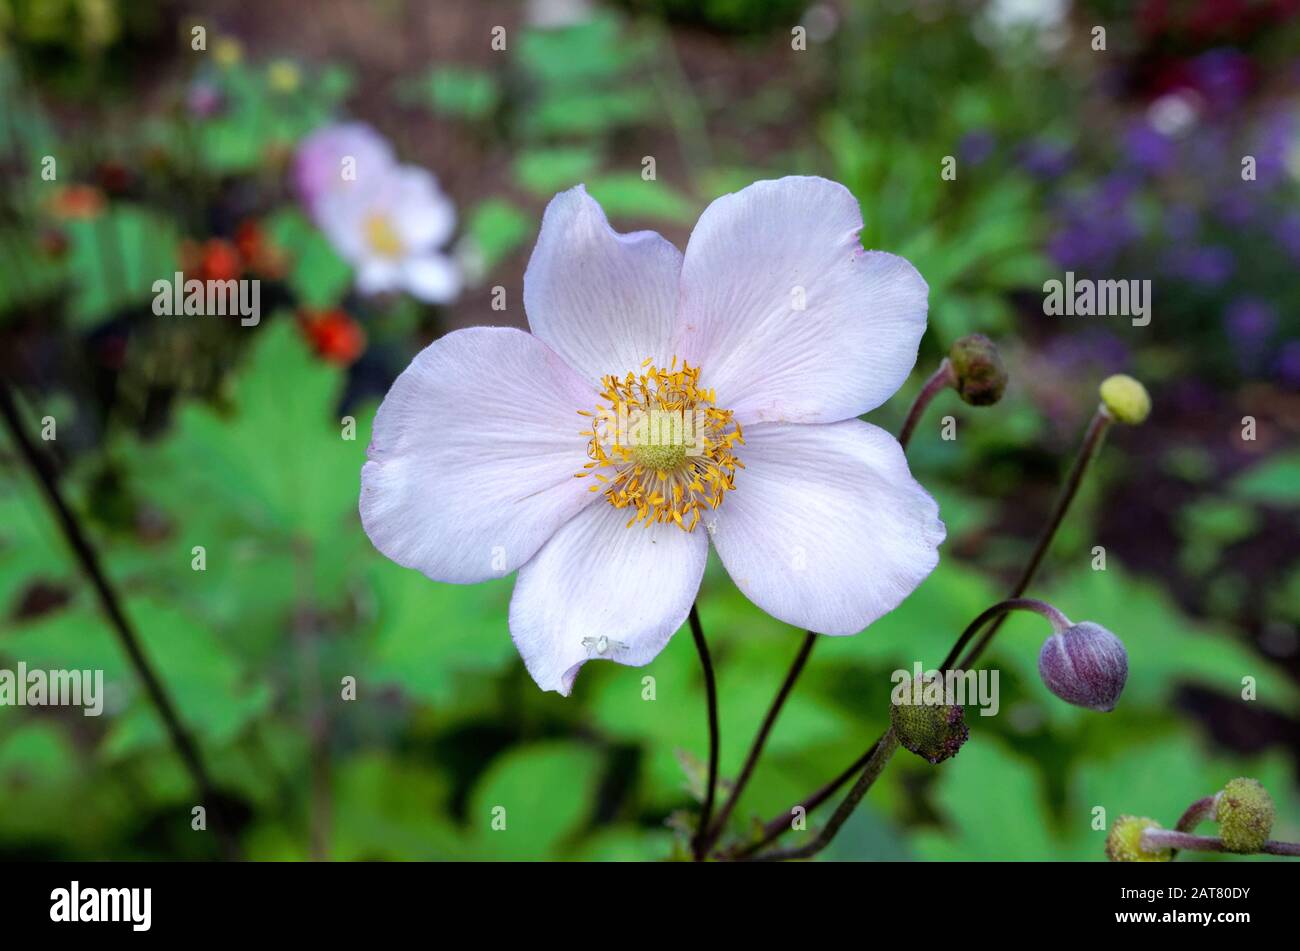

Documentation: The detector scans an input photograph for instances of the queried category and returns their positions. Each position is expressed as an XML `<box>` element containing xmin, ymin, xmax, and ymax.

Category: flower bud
<box><xmin>889</xmin><ymin>674</ymin><xmax>969</xmax><ymax>764</ymax></box>
<box><xmin>1099</xmin><ymin>374</ymin><xmax>1150</xmax><ymax>425</ymax></box>
<box><xmin>1037</xmin><ymin>621</ymin><xmax>1128</xmax><ymax>712</ymax></box>
<box><xmin>1215</xmin><ymin>777</ymin><xmax>1274</xmax><ymax>853</ymax></box>
<box><xmin>1106</xmin><ymin>815</ymin><xmax>1172</xmax><ymax>862</ymax></box>
<box><xmin>948</xmin><ymin>334</ymin><xmax>1007</xmax><ymax>406</ymax></box>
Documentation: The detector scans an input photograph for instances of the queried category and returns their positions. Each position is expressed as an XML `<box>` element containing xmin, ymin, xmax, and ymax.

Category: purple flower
<box><xmin>1273</xmin><ymin>213</ymin><xmax>1300</xmax><ymax>263</ymax></box>
<box><xmin>1190</xmin><ymin>49</ymin><xmax>1254</xmax><ymax>112</ymax></box>
<box><xmin>1276</xmin><ymin>342</ymin><xmax>1300</xmax><ymax>390</ymax></box>
<box><xmin>959</xmin><ymin>130</ymin><xmax>996</xmax><ymax>167</ymax></box>
<box><xmin>186</xmin><ymin>81</ymin><xmax>223</xmax><ymax>119</ymax></box>
<box><xmin>1225</xmin><ymin>298</ymin><xmax>1277</xmax><ymax>371</ymax></box>
<box><xmin>1018</xmin><ymin>139</ymin><xmax>1071</xmax><ymax>179</ymax></box>
<box><xmin>1164</xmin><ymin>245</ymin><xmax>1234</xmax><ymax>286</ymax></box>
<box><xmin>1124</xmin><ymin>120</ymin><xmax>1175</xmax><ymax>173</ymax></box>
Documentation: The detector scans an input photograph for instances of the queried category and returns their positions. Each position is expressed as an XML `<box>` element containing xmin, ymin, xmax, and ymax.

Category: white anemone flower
<box><xmin>292</xmin><ymin>122</ymin><xmax>396</xmax><ymax>221</ymax></box>
<box><xmin>294</xmin><ymin>122</ymin><xmax>462</xmax><ymax>304</ymax></box>
<box><xmin>360</xmin><ymin>176</ymin><xmax>945</xmax><ymax>694</ymax></box>
<box><xmin>314</xmin><ymin>163</ymin><xmax>462</xmax><ymax>303</ymax></box>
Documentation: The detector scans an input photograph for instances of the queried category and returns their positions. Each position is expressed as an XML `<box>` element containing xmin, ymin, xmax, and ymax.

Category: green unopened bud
<box><xmin>948</xmin><ymin>334</ymin><xmax>1007</xmax><ymax>406</ymax></box>
<box><xmin>1105</xmin><ymin>815</ymin><xmax>1172</xmax><ymax>862</ymax></box>
<box><xmin>1215</xmin><ymin>777</ymin><xmax>1273</xmax><ymax>853</ymax></box>
<box><xmin>1099</xmin><ymin>374</ymin><xmax>1150</xmax><ymax>425</ymax></box>
<box><xmin>890</xmin><ymin>674</ymin><xmax>969</xmax><ymax>764</ymax></box>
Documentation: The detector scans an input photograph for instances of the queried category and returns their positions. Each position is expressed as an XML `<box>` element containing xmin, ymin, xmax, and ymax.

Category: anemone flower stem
<box><xmin>897</xmin><ymin>358</ymin><xmax>956</xmax><ymax>451</ymax></box>
<box><xmin>0</xmin><ymin>377</ymin><xmax>239</xmax><ymax>860</ymax></box>
<box><xmin>700</xmin><ymin>631</ymin><xmax>816</xmax><ymax>855</ymax></box>
<box><xmin>955</xmin><ymin>406</ymin><xmax>1112</xmax><ymax>669</ymax></box>
<box><xmin>735</xmin><ymin>407</ymin><xmax>1113</xmax><ymax>861</ymax></box>
<box><xmin>941</xmin><ymin>598</ymin><xmax>1069</xmax><ymax>671</ymax></box>
<box><xmin>708</xmin><ymin>366</ymin><xmax>954</xmax><ymax>859</ymax></box>
<box><xmin>1170</xmin><ymin>795</ymin><xmax>1218</xmax><ymax>861</ymax></box>
<box><xmin>746</xmin><ymin>730</ymin><xmax>901</xmax><ymax>862</ymax></box>
<box><xmin>1142</xmin><ymin>829</ymin><xmax>1300</xmax><ymax>857</ymax></box>
<box><xmin>689</xmin><ymin>603</ymin><xmax>720</xmax><ymax>861</ymax></box>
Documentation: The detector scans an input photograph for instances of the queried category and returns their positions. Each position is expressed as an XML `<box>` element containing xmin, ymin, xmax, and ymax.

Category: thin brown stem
<box><xmin>689</xmin><ymin>603</ymin><xmax>719</xmax><ymax>861</ymax></box>
<box><xmin>1143</xmin><ymin>829</ymin><xmax>1300</xmax><ymax>857</ymax></box>
<box><xmin>702</xmin><ymin>631</ymin><xmax>816</xmax><ymax>855</ymax></box>
<box><xmin>897</xmin><ymin>359</ymin><xmax>955</xmax><ymax>451</ymax></box>
<box><xmin>0</xmin><ymin>377</ymin><xmax>239</xmax><ymax>860</ymax></box>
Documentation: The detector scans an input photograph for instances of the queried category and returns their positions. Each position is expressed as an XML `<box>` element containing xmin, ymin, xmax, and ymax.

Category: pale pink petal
<box><xmin>673</xmin><ymin>176</ymin><xmax>928</xmax><ymax>425</ymax></box>
<box><xmin>402</xmin><ymin>253</ymin><xmax>461</xmax><ymax>303</ymax></box>
<box><xmin>509</xmin><ymin>501</ymin><xmax>708</xmax><ymax>695</ymax></box>
<box><xmin>391</xmin><ymin>166</ymin><xmax>457</xmax><ymax>249</ymax></box>
<box><xmin>709</xmin><ymin>419</ymin><xmax>944</xmax><ymax>635</ymax></box>
<box><xmin>524</xmin><ymin>185</ymin><xmax>683</xmax><ymax>385</ymax></box>
<box><xmin>356</xmin><ymin>259</ymin><xmax>401</xmax><ymax>295</ymax></box>
<box><xmin>361</xmin><ymin>327</ymin><xmax>597</xmax><ymax>584</ymax></box>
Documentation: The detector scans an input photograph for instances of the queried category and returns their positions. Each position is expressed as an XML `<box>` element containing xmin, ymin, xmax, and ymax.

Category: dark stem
<box><xmin>941</xmin><ymin>598</ymin><xmax>1069</xmax><ymax>671</ymax></box>
<box><xmin>689</xmin><ymin>603</ymin><xmax>719</xmax><ymax>861</ymax></box>
<box><xmin>738</xmin><ymin>407</ymin><xmax>1114</xmax><ymax>861</ymax></box>
<box><xmin>747</xmin><ymin>730</ymin><xmax>900</xmax><ymax>862</ymax></box>
<box><xmin>1170</xmin><ymin>795</ymin><xmax>1217</xmax><ymax>861</ymax></box>
<box><xmin>721</xmin><ymin>740</ymin><xmax>880</xmax><ymax>861</ymax></box>
<box><xmin>897</xmin><ymin>359</ymin><xmax>956</xmax><ymax>451</ymax></box>
<box><xmin>955</xmin><ymin>408</ymin><xmax>1112</xmax><ymax>669</ymax></box>
<box><xmin>711</xmin><ymin>362</ymin><xmax>956</xmax><ymax>860</ymax></box>
<box><xmin>702</xmin><ymin>630</ymin><xmax>816</xmax><ymax>856</ymax></box>
<box><xmin>0</xmin><ymin>377</ymin><xmax>239</xmax><ymax>860</ymax></box>
<box><xmin>1143</xmin><ymin>829</ymin><xmax>1300</xmax><ymax>857</ymax></box>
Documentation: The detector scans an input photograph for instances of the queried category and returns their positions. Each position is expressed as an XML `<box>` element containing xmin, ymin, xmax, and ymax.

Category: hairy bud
<box><xmin>948</xmin><ymin>334</ymin><xmax>1007</xmax><ymax>406</ymax></box>
<box><xmin>1215</xmin><ymin>777</ymin><xmax>1274</xmax><ymax>853</ymax></box>
<box><xmin>1038</xmin><ymin>621</ymin><xmax>1128</xmax><ymax>712</ymax></box>
<box><xmin>890</xmin><ymin>675</ymin><xmax>969</xmax><ymax>764</ymax></box>
<box><xmin>1106</xmin><ymin>815</ymin><xmax>1172</xmax><ymax>862</ymax></box>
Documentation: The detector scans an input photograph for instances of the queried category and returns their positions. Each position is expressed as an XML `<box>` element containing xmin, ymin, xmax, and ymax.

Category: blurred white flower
<box><xmin>293</xmin><ymin>122</ymin><xmax>462</xmax><ymax>304</ymax></box>
<box><xmin>292</xmin><ymin>122</ymin><xmax>395</xmax><ymax>222</ymax></box>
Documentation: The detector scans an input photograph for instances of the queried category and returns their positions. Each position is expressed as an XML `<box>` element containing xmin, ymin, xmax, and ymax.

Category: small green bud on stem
<box><xmin>949</xmin><ymin>333</ymin><xmax>1008</xmax><ymax>406</ymax></box>
<box><xmin>1106</xmin><ymin>815</ymin><xmax>1172</xmax><ymax>862</ymax></box>
<box><xmin>1216</xmin><ymin>777</ymin><xmax>1274</xmax><ymax>853</ymax></box>
<box><xmin>1099</xmin><ymin>374</ymin><xmax>1151</xmax><ymax>425</ymax></box>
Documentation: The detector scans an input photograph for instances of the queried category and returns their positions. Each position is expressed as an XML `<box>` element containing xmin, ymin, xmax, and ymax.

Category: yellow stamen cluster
<box><xmin>576</xmin><ymin>357</ymin><xmax>744</xmax><ymax>532</ymax></box>
<box><xmin>365</xmin><ymin>213</ymin><xmax>404</xmax><ymax>258</ymax></box>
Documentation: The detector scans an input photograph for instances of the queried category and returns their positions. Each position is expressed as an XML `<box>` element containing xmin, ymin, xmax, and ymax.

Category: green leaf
<box><xmin>460</xmin><ymin>199</ymin><xmax>532</xmax><ymax>275</ymax></box>
<box><xmin>467</xmin><ymin>742</ymin><xmax>604</xmax><ymax>859</ymax></box>
<box><xmin>512</xmin><ymin>146</ymin><xmax>602</xmax><ymax>196</ymax></box>
<box><xmin>397</xmin><ymin>67</ymin><xmax>500</xmax><ymax>119</ymax></box>
<box><xmin>64</xmin><ymin>205</ymin><xmax>178</xmax><ymax>325</ymax></box>
<box><xmin>363</xmin><ymin>558</ymin><xmax>515</xmax><ymax>706</ymax></box>
<box><xmin>264</xmin><ymin>209</ymin><xmax>352</xmax><ymax>309</ymax></box>
<box><xmin>584</xmin><ymin>174</ymin><xmax>695</xmax><ymax>224</ymax></box>
<box><xmin>912</xmin><ymin>738</ymin><xmax>1061</xmax><ymax>860</ymax></box>
<box><xmin>1230</xmin><ymin>452</ymin><xmax>1300</xmax><ymax>506</ymax></box>
<box><xmin>0</xmin><ymin>597</ymin><xmax>271</xmax><ymax>755</ymax></box>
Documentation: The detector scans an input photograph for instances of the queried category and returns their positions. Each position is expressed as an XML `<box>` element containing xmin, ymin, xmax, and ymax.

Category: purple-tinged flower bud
<box><xmin>1106</xmin><ymin>815</ymin><xmax>1171</xmax><ymax>862</ymax></box>
<box><xmin>1038</xmin><ymin>621</ymin><xmax>1128</xmax><ymax>712</ymax></box>
<box><xmin>948</xmin><ymin>334</ymin><xmax>1007</xmax><ymax>406</ymax></box>
<box><xmin>890</xmin><ymin>674</ymin><xmax>969</xmax><ymax>764</ymax></box>
<box><xmin>1215</xmin><ymin>777</ymin><xmax>1273</xmax><ymax>853</ymax></box>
